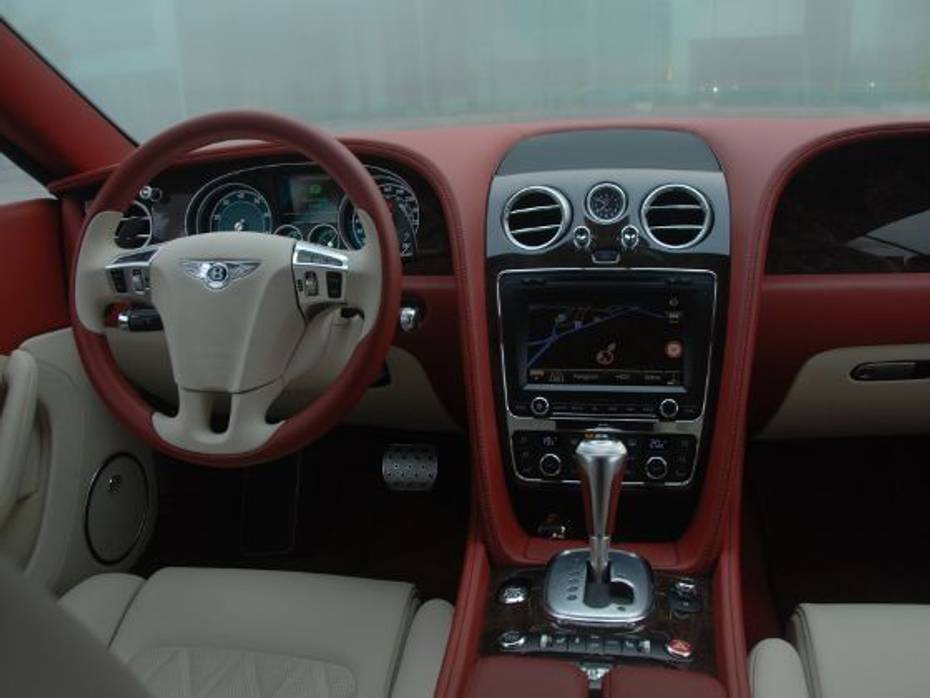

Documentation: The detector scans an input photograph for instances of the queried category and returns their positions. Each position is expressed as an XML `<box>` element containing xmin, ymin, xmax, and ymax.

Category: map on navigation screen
<box><xmin>525</xmin><ymin>301</ymin><xmax>685</xmax><ymax>387</ymax></box>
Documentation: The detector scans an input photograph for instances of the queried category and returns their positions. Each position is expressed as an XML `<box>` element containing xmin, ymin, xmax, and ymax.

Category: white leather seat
<box><xmin>750</xmin><ymin>603</ymin><xmax>930</xmax><ymax>698</ymax></box>
<box><xmin>58</xmin><ymin>567</ymin><xmax>453</xmax><ymax>698</ymax></box>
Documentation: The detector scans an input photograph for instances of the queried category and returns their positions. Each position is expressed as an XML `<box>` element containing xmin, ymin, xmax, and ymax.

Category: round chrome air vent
<box><xmin>585</xmin><ymin>182</ymin><xmax>627</xmax><ymax>224</ymax></box>
<box><xmin>114</xmin><ymin>201</ymin><xmax>152</xmax><ymax>249</ymax></box>
<box><xmin>640</xmin><ymin>184</ymin><xmax>712</xmax><ymax>249</ymax></box>
<box><xmin>502</xmin><ymin>186</ymin><xmax>571</xmax><ymax>250</ymax></box>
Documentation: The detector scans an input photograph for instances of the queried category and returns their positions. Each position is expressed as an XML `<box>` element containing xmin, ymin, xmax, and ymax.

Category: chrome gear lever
<box><xmin>543</xmin><ymin>430</ymin><xmax>654</xmax><ymax>624</ymax></box>
<box><xmin>574</xmin><ymin>433</ymin><xmax>627</xmax><ymax>583</ymax></box>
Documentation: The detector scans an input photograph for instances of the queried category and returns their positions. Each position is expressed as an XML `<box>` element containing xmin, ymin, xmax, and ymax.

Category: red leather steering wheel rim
<box><xmin>70</xmin><ymin>110</ymin><xmax>401</xmax><ymax>467</ymax></box>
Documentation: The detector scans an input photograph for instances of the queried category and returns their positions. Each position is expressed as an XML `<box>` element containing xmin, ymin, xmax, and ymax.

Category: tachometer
<box><xmin>209</xmin><ymin>184</ymin><xmax>273</xmax><ymax>233</ymax></box>
<box><xmin>340</xmin><ymin>172</ymin><xmax>419</xmax><ymax>257</ymax></box>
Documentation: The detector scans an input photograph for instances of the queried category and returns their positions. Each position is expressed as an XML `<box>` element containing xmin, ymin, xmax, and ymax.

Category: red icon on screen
<box><xmin>665</xmin><ymin>340</ymin><xmax>683</xmax><ymax>359</ymax></box>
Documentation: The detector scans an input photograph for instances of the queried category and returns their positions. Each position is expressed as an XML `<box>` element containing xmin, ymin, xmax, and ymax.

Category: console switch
<box><xmin>538</xmin><ymin>453</ymin><xmax>563</xmax><ymax>478</ymax></box>
<box><xmin>511</xmin><ymin>431</ymin><xmax>695</xmax><ymax>485</ymax></box>
<box><xmin>529</xmin><ymin>396</ymin><xmax>550</xmax><ymax>417</ymax></box>
<box><xmin>658</xmin><ymin>398</ymin><xmax>680</xmax><ymax>420</ymax></box>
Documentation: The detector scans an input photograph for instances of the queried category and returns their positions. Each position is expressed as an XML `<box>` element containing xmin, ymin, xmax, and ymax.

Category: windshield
<box><xmin>4</xmin><ymin>0</ymin><xmax>930</xmax><ymax>141</ymax></box>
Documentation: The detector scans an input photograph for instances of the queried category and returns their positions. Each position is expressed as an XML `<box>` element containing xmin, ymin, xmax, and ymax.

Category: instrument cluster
<box><xmin>106</xmin><ymin>157</ymin><xmax>452</xmax><ymax>274</ymax></box>
<box><xmin>187</xmin><ymin>163</ymin><xmax>421</xmax><ymax>257</ymax></box>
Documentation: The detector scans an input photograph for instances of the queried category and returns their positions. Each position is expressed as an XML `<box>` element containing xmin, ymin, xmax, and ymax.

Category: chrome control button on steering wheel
<box><xmin>291</xmin><ymin>240</ymin><xmax>349</xmax><ymax>316</ymax></box>
<box><xmin>105</xmin><ymin>247</ymin><xmax>159</xmax><ymax>301</ymax></box>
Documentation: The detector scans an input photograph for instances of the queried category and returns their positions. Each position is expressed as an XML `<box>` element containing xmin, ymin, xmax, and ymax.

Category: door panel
<box><xmin>0</xmin><ymin>196</ymin><xmax>155</xmax><ymax>592</ymax></box>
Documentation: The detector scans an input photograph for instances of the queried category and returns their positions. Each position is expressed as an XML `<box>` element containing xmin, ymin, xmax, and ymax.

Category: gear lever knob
<box><xmin>574</xmin><ymin>433</ymin><xmax>627</xmax><ymax>583</ymax></box>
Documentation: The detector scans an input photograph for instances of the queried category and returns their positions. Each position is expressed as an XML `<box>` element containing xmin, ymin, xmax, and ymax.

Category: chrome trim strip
<box><xmin>543</xmin><ymin>548</ymin><xmax>655</xmax><ymax>626</ymax></box>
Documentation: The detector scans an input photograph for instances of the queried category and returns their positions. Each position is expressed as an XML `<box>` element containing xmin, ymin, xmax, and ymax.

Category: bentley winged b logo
<box><xmin>180</xmin><ymin>259</ymin><xmax>260</xmax><ymax>290</ymax></box>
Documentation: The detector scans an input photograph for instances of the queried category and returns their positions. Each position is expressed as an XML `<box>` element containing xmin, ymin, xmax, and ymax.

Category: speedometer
<box><xmin>208</xmin><ymin>184</ymin><xmax>273</xmax><ymax>233</ymax></box>
<box><xmin>340</xmin><ymin>172</ymin><xmax>420</xmax><ymax>257</ymax></box>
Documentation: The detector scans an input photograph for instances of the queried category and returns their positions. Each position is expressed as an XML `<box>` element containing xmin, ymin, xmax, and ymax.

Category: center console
<box><xmin>487</xmin><ymin>128</ymin><xmax>729</xmax><ymax>540</ymax></box>
<box><xmin>480</xmin><ymin>128</ymin><xmax>730</xmax><ymax>687</ymax></box>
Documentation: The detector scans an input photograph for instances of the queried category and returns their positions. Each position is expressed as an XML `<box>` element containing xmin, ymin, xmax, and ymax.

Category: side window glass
<box><xmin>0</xmin><ymin>153</ymin><xmax>53</xmax><ymax>205</ymax></box>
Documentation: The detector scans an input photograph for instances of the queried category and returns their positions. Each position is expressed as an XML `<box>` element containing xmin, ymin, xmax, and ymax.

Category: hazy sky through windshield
<box><xmin>3</xmin><ymin>0</ymin><xmax>930</xmax><ymax>139</ymax></box>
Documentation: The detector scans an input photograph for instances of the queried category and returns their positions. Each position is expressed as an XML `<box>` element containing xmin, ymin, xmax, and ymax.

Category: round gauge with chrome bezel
<box><xmin>585</xmin><ymin>182</ymin><xmax>627</xmax><ymax>224</ymax></box>
<box><xmin>205</xmin><ymin>183</ymin><xmax>274</xmax><ymax>234</ymax></box>
<box><xmin>306</xmin><ymin>223</ymin><xmax>345</xmax><ymax>248</ymax></box>
<box><xmin>339</xmin><ymin>169</ymin><xmax>420</xmax><ymax>256</ymax></box>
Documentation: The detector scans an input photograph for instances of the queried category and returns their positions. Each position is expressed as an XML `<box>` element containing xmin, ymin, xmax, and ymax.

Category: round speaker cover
<box><xmin>85</xmin><ymin>454</ymin><xmax>148</xmax><ymax>564</ymax></box>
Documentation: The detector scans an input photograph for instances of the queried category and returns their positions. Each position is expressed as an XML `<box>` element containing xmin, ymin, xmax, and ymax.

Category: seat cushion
<box><xmin>787</xmin><ymin>603</ymin><xmax>930</xmax><ymax>698</ymax></box>
<box><xmin>60</xmin><ymin>567</ymin><xmax>445</xmax><ymax>698</ymax></box>
<box><xmin>750</xmin><ymin>604</ymin><xmax>930</xmax><ymax>698</ymax></box>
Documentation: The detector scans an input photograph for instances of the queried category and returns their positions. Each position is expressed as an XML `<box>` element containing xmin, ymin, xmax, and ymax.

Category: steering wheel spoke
<box><xmin>153</xmin><ymin>381</ymin><xmax>284</xmax><ymax>455</ymax></box>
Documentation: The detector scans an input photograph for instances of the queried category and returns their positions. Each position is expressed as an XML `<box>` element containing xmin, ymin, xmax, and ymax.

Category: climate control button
<box><xmin>658</xmin><ymin>398</ymin><xmax>680</xmax><ymax>420</ymax></box>
<box><xmin>539</xmin><ymin>453</ymin><xmax>563</xmax><ymax>478</ymax></box>
<box><xmin>529</xmin><ymin>396</ymin><xmax>551</xmax><ymax>417</ymax></box>
<box><xmin>645</xmin><ymin>456</ymin><xmax>669</xmax><ymax>481</ymax></box>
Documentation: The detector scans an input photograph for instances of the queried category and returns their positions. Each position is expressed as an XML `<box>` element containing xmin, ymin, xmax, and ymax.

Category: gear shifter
<box><xmin>575</xmin><ymin>434</ymin><xmax>627</xmax><ymax>583</ymax></box>
<box><xmin>543</xmin><ymin>430</ymin><xmax>654</xmax><ymax>625</ymax></box>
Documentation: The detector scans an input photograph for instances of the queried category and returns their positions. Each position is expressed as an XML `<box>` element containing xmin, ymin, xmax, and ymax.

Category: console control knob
<box><xmin>529</xmin><ymin>396</ymin><xmax>551</xmax><ymax>417</ymax></box>
<box><xmin>645</xmin><ymin>456</ymin><xmax>669</xmax><ymax>481</ymax></box>
<box><xmin>498</xmin><ymin>581</ymin><xmax>530</xmax><ymax>605</ymax></box>
<box><xmin>572</xmin><ymin>225</ymin><xmax>593</xmax><ymax>251</ymax></box>
<box><xmin>538</xmin><ymin>453</ymin><xmax>563</xmax><ymax>478</ymax></box>
<box><xmin>498</xmin><ymin>630</ymin><xmax>527</xmax><ymax>650</ymax></box>
<box><xmin>658</xmin><ymin>398</ymin><xmax>680</xmax><ymax>420</ymax></box>
<box><xmin>619</xmin><ymin>224</ymin><xmax>640</xmax><ymax>250</ymax></box>
<box><xmin>673</xmin><ymin>578</ymin><xmax>699</xmax><ymax>599</ymax></box>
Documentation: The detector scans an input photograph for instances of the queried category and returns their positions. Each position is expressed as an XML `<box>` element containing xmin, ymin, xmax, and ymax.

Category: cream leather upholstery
<box><xmin>0</xmin><ymin>557</ymin><xmax>150</xmax><ymax>698</ymax></box>
<box><xmin>751</xmin><ymin>604</ymin><xmax>930</xmax><ymax>698</ymax></box>
<box><xmin>749</xmin><ymin>638</ymin><xmax>810</xmax><ymax>698</ymax></box>
<box><xmin>58</xmin><ymin>567</ymin><xmax>452</xmax><ymax>698</ymax></box>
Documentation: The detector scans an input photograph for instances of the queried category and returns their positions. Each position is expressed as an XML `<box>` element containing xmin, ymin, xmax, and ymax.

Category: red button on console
<box><xmin>666</xmin><ymin>638</ymin><xmax>693</xmax><ymax>659</ymax></box>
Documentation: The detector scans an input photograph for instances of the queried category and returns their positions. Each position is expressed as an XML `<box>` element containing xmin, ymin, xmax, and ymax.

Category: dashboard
<box><xmin>105</xmin><ymin>156</ymin><xmax>452</xmax><ymax>276</ymax></box>
<box><xmin>42</xmin><ymin>117</ymin><xmax>930</xmax><ymax>572</ymax></box>
<box><xmin>30</xmin><ymin>114</ymin><xmax>930</xmax><ymax>698</ymax></box>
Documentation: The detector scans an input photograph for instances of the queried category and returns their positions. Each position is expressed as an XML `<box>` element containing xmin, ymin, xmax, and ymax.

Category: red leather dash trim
<box><xmin>0</xmin><ymin>199</ymin><xmax>68</xmax><ymax>352</ymax></box>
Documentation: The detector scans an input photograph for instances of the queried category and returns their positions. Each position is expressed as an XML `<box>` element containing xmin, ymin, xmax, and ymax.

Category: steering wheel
<box><xmin>70</xmin><ymin>111</ymin><xmax>401</xmax><ymax>467</ymax></box>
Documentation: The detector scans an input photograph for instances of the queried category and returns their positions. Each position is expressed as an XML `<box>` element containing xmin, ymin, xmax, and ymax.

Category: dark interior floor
<box><xmin>134</xmin><ymin>427</ymin><xmax>470</xmax><ymax>603</ymax></box>
<box><xmin>744</xmin><ymin>436</ymin><xmax>930</xmax><ymax>644</ymax></box>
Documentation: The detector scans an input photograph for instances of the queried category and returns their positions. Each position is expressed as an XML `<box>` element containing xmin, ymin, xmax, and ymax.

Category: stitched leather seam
<box><xmin>105</xmin><ymin>576</ymin><xmax>146</xmax><ymax>649</ymax></box>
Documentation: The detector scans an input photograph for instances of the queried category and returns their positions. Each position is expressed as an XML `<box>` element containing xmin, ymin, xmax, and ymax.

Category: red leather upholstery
<box><xmin>463</xmin><ymin>657</ymin><xmax>588</xmax><ymax>698</ymax></box>
<box><xmin>0</xmin><ymin>199</ymin><xmax>69</xmax><ymax>353</ymax></box>
<box><xmin>603</xmin><ymin>666</ymin><xmax>726</xmax><ymax>698</ymax></box>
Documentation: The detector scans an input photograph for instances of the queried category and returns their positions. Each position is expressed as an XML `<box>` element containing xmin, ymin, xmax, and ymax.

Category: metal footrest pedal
<box><xmin>382</xmin><ymin>443</ymin><xmax>438</xmax><ymax>491</ymax></box>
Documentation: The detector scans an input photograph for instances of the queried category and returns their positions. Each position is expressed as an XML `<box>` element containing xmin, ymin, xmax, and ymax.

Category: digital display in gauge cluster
<box><xmin>277</xmin><ymin>174</ymin><xmax>344</xmax><ymax>247</ymax></box>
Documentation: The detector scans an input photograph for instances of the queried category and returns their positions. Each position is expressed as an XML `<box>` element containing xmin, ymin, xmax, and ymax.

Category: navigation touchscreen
<box><xmin>525</xmin><ymin>298</ymin><xmax>684</xmax><ymax>388</ymax></box>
